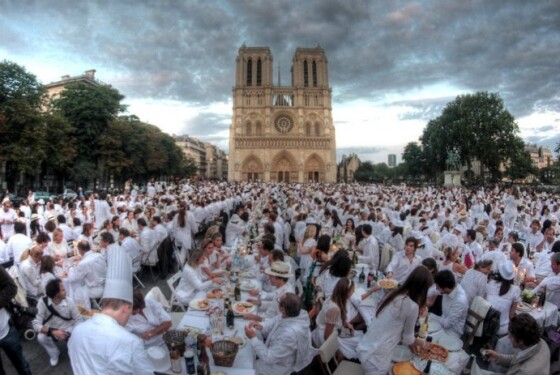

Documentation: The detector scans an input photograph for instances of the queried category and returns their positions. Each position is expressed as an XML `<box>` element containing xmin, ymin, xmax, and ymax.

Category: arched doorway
<box><xmin>241</xmin><ymin>155</ymin><xmax>264</xmax><ymax>182</ymax></box>
<box><xmin>271</xmin><ymin>151</ymin><xmax>297</xmax><ymax>183</ymax></box>
<box><xmin>304</xmin><ymin>154</ymin><xmax>325</xmax><ymax>183</ymax></box>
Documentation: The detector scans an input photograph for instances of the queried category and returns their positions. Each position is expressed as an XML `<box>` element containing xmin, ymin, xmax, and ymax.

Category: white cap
<box><xmin>102</xmin><ymin>246</ymin><xmax>133</xmax><ymax>303</ymax></box>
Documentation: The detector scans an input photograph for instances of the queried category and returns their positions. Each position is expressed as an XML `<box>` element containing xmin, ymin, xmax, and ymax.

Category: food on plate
<box><xmin>418</xmin><ymin>343</ymin><xmax>448</xmax><ymax>362</ymax></box>
<box><xmin>206</xmin><ymin>288</ymin><xmax>224</xmax><ymax>299</ymax></box>
<box><xmin>198</xmin><ymin>299</ymin><xmax>210</xmax><ymax>309</ymax></box>
<box><xmin>234</xmin><ymin>302</ymin><xmax>254</xmax><ymax>313</ymax></box>
<box><xmin>378</xmin><ymin>278</ymin><xmax>398</xmax><ymax>289</ymax></box>
<box><xmin>78</xmin><ymin>306</ymin><xmax>101</xmax><ymax>317</ymax></box>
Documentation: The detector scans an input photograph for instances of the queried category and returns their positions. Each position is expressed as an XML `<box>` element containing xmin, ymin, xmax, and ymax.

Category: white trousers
<box><xmin>37</xmin><ymin>333</ymin><xmax>61</xmax><ymax>360</ymax></box>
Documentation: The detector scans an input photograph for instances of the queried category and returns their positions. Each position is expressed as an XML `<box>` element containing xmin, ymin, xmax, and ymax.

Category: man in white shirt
<box><xmin>137</xmin><ymin>218</ymin><xmax>159</xmax><ymax>265</ymax></box>
<box><xmin>510</xmin><ymin>242</ymin><xmax>536</xmax><ymax>284</ymax></box>
<box><xmin>481</xmin><ymin>237</ymin><xmax>507</xmax><ymax>272</ymax></box>
<box><xmin>119</xmin><ymin>228</ymin><xmax>142</xmax><ymax>272</ymax></box>
<box><xmin>533</xmin><ymin>252</ymin><xmax>560</xmax><ymax>310</ymax></box>
<box><xmin>150</xmin><ymin>216</ymin><xmax>167</xmax><ymax>244</ymax></box>
<box><xmin>57</xmin><ymin>215</ymin><xmax>76</xmax><ymax>242</ymax></box>
<box><xmin>432</xmin><ymin>269</ymin><xmax>468</xmax><ymax>338</ymax></box>
<box><xmin>386</xmin><ymin>237</ymin><xmax>423</xmax><ymax>284</ymax></box>
<box><xmin>245</xmin><ymin>293</ymin><xmax>316</xmax><ymax>375</ymax></box>
<box><xmin>68</xmin><ymin>243</ymin><xmax>154</xmax><ymax>375</ymax></box>
<box><xmin>4</xmin><ymin>222</ymin><xmax>32</xmax><ymax>266</ymax></box>
<box><xmin>0</xmin><ymin>199</ymin><xmax>17</xmax><ymax>241</ymax></box>
<box><xmin>93</xmin><ymin>192</ymin><xmax>112</xmax><ymax>230</ymax></box>
<box><xmin>358</xmin><ymin>224</ymin><xmax>380</xmax><ymax>273</ymax></box>
<box><xmin>463</xmin><ymin>229</ymin><xmax>483</xmax><ymax>268</ymax></box>
<box><xmin>32</xmin><ymin>279</ymin><xmax>84</xmax><ymax>366</ymax></box>
<box><xmin>67</xmin><ymin>241</ymin><xmax>107</xmax><ymax>301</ymax></box>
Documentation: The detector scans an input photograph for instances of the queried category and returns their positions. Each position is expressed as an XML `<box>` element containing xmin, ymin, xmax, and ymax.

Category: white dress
<box><xmin>357</xmin><ymin>295</ymin><xmax>418</xmax><ymax>375</ymax></box>
<box><xmin>486</xmin><ymin>280</ymin><xmax>520</xmax><ymax>335</ymax></box>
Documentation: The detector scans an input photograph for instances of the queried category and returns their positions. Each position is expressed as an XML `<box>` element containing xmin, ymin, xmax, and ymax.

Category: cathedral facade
<box><xmin>228</xmin><ymin>46</ymin><xmax>337</xmax><ymax>183</ymax></box>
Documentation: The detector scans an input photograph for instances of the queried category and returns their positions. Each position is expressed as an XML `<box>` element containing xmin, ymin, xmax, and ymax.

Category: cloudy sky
<box><xmin>1</xmin><ymin>0</ymin><xmax>559</xmax><ymax>163</ymax></box>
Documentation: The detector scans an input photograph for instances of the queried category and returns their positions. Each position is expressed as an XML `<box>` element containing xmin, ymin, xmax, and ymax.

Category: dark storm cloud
<box><xmin>2</xmin><ymin>0</ymin><xmax>559</xmax><ymax>120</ymax></box>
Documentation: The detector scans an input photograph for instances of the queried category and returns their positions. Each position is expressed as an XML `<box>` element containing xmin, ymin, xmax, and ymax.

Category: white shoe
<box><xmin>50</xmin><ymin>356</ymin><xmax>59</xmax><ymax>367</ymax></box>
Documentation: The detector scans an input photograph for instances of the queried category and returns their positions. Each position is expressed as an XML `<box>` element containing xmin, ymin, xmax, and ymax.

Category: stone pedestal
<box><xmin>444</xmin><ymin>170</ymin><xmax>462</xmax><ymax>186</ymax></box>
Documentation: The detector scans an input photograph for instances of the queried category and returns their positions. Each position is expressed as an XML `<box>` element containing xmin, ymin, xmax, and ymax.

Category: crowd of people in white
<box><xmin>0</xmin><ymin>181</ymin><xmax>558</xmax><ymax>374</ymax></box>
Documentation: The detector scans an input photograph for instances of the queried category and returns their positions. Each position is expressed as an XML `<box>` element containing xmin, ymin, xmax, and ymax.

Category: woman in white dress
<box><xmin>126</xmin><ymin>290</ymin><xmax>172</xmax><ymax>349</ymax></box>
<box><xmin>340</xmin><ymin>218</ymin><xmax>356</xmax><ymax>250</ymax></box>
<box><xmin>200</xmin><ymin>238</ymin><xmax>226</xmax><ymax>281</ymax></box>
<box><xmin>486</xmin><ymin>261</ymin><xmax>520</xmax><ymax>335</ymax></box>
<box><xmin>356</xmin><ymin>267</ymin><xmax>434</xmax><ymax>374</ymax></box>
<box><xmin>47</xmin><ymin>228</ymin><xmax>70</xmax><ymax>261</ymax></box>
<box><xmin>299</xmin><ymin>225</ymin><xmax>317</xmax><ymax>282</ymax></box>
<box><xmin>172</xmin><ymin>203</ymin><xmax>198</xmax><ymax>264</ymax></box>
<box><xmin>176</xmin><ymin>249</ymin><xmax>223</xmax><ymax>306</ymax></box>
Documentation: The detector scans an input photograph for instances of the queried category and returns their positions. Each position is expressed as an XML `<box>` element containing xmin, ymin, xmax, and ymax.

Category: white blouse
<box><xmin>486</xmin><ymin>280</ymin><xmax>520</xmax><ymax>335</ymax></box>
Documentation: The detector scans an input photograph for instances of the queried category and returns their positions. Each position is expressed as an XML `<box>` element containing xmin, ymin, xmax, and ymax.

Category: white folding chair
<box><xmin>319</xmin><ymin>331</ymin><xmax>364</xmax><ymax>375</ymax></box>
<box><xmin>166</xmin><ymin>271</ymin><xmax>186</xmax><ymax>312</ymax></box>
<box><xmin>132</xmin><ymin>254</ymin><xmax>145</xmax><ymax>289</ymax></box>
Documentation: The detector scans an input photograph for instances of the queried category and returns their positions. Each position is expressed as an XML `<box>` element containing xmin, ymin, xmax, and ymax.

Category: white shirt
<box><xmin>176</xmin><ymin>264</ymin><xmax>213</xmax><ymax>305</ymax></box>
<box><xmin>0</xmin><ymin>208</ymin><xmax>17</xmax><ymax>238</ymax></box>
<box><xmin>171</xmin><ymin>213</ymin><xmax>197</xmax><ymax>250</ymax></box>
<box><xmin>534</xmin><ymin>272</ymin><xmax>560</xmax><ymax>309</ymax></box>
<box><xmin>32</xmin><ymin>296</ymin><xmax>84</xmax><ymax>333</ymax></box>
<box><xmin>250</xmin><ymin>311</ymin><xmax>316</xmax><ymax>375</ymax></box>
<box><xmin>20</xmin><ymin>257</ymin><xmax>42</xmax><ymax>297</ymax></box>
<box><xmin>93</xmin><ymin>199</ymin><xmax>112</xmax><ymax>230</ymax></box>
<box><xmin>139</xmin><ymin>227</ymin><xmax>159</xmax><ymax>263</ymax></box>
<box><xmin>69</xmin><ymin>313</ymin><xmax>154</xmax><ymax>375</ymax></box>
<box><xmin>67</xmin><ymin>251</ymin><xmax>107</xmax><ymax>290</ymax></box>
<box><xmin>432</xmin><ymin>285</ymin><xmax>469</xmax><ymax>338</ymax></box>
<box><xmin>5</xmin><ymin>233</ymin><xmax>32</xmax><ymax>265</ymax></box>
<box><xmin>126</xmin><ymin>298</ymin><xmax>171</xmax><ymax>348</ymax></box>
<box><xmin>359</xmin><ymin>235</ymin><xmax>379</xmax><ymax>271</ymax></box>
<box><xmin>121</xmin><ymin>236</ymin><xmax>142</xmax><ymax>271</ymax></box>
<box><xmin>460</xmin><ymin>269</ymin><xmax>488</xmax><ymax>306</ymax></box>
<box><xmin>386</xmin><ymin>252</ymin><xmax>422</xmax><ymax>284</ymax></box>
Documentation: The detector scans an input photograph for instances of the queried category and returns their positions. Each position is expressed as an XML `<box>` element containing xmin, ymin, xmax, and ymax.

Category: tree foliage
<box><xmin>0</xmin><ymin>60</ymin><xmax>198</xmax><ymax>192</ymax></box>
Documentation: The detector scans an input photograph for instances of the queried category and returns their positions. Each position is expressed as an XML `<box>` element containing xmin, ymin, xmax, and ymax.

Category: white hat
<box><xmin>146</xmin><ymin>346</ymin><xmax>171</xmax><ymax>372</ymax></box>
<box><xmin>102</xmin><ymin>246</ymin><xmax>133</xmax><ymax>303</ymax></box>
<box><xmin>30</xmin><ymin>214</ymin><xmax>40</xmax><ymax>222</ymax></box>
<box><xmin>37</xmin><ymin>199</ymin><xmax>45</xmax><ymax>205</ymax></box>
<box><xmin>265</xmin><ymin>261</ymin><xmax>292</xmax><ymax>278</ymax></box>
<box><xmin>1</xmin><ymin>197</ymin><xmax>10</xmax><ymax>205</ymax></box>
<box><xmin>498</xmin><ymin>262</ymin><xmax>515</xmax><ymax>281</ymax></box>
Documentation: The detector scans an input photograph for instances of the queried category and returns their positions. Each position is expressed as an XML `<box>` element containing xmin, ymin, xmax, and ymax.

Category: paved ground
<box><xmin>3</xmin><ymin>270</ymin><xmax>169</xmax><ymax>375</ymax></box>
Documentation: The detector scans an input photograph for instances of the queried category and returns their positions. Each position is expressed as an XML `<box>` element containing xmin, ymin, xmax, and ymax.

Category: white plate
<box><xmin>436</xmin><ymin>333</ymin><xmax>463</xmax><ymax>352</ymax></box>
<box><xmin>189</xmin><ymin>298</ymin><xmax>210</xmax><ymax>311</ymax></box>
<box><xmin>428</xmin><ymin>320</ymin><xmax>442</xmax><ymax>333</ymax></box>
<box><xmin>240</xmin><ymin>281</ymin><xmax>257</xmax><ymax>291</ymax></box>
<box><xmin>232</xmin><ymin>301</ymin><xmax>256</xmax><ymax>315</ymax></box>
<box><xmin>392</xmin><ymin>345</ymin><xmax>412</xmax><ymax>362</ymax></box>
<box><xmin>412</xmin><ymin>358</ymin><xmax>453</xmax><ymax>375</ymax></box>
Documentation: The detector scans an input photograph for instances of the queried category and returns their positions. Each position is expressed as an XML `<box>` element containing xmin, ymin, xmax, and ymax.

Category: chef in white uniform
<box><xmin>68</xmin><ymin>244</ymin><xmax>154</xmax><ymax>374</ymax></box>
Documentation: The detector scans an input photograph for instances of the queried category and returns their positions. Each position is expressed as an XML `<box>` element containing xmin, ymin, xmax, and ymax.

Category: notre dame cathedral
<box><xmin>228</xmin><ymin>45</ymin><xmax>337</xmax><ymax>183</ymax></box>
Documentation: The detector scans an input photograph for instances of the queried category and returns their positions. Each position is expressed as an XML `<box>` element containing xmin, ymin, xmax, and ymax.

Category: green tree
<box><xmin>504</xmin><ymin>139</ymin><xmax>537</xmax><ymax>183</ymax></box>
<box><xmin>401</xmin><ymin>142</ymin><xmax>425</xmax><ymax>180</ymax></box>
<box><xmin>43</xmin><ymin>113</ymin><xmax>77</xmax><ymax>182</ymax></box>
<box><xmin>51</xmin><ymin>82</ymin><xmax>125</xmax><ymax>160</ymax></box>
<box><xmin>0</xmin><ymin>61</ymin><xmax>47</xmax><ymax>191</ymax></box>
<box><xmin>421</xmin><ymin>92</ymin><xmax>522</xmax><ymax>184</ymax></box>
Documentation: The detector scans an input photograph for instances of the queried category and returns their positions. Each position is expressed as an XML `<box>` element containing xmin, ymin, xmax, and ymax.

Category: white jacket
<box><xmin>69</xmin><ymin>313</ymin><xmax>154</xmax><ymax>375</ymax></box>
<box><xmin>251</xmin><ymin>311</ymin><xmax>317</xmax><ymax>375</ymax></box>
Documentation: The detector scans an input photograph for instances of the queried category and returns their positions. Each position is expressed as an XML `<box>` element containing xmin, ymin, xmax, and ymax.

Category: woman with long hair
<box><xmin>439</xmin><ymin>246</ymin><xmax>467</xmax><ymax>281</ymax></box>
<box><xmin>299</xmin><ymin>225</ymin><xmax>317</xmax><ymax>282</ymax></box>
<box><xmin>172</xmin><ymin>202</ymin><xmax>198</xmax><ymax>264</ymax></box>
<box><xmin>316</xmin><ymin>249</ymin><xmax>352</xmax><ymax>300</ymax></box>
<box><xmin>387</xmin><ymin>221</ymin><xmax>404</xmax><ymax>253</ymax></box>
<box><xmin>175</xmin><ymin>249</ymin><xmax>223</xmax><ymax>305</ymax></box>
<box><xmin>356</xmin><ymin>267</ymin><xmax>434</xmax><ymax>374</ymax></box>
<box><xmin>312</xmin><ymin>277</ymin><xmax>356</xmax><ymax>347</ymax></box>
<box><xmin>460</xmin><ymin>259</ymin><xmax>492</xmax><ymax>306</ymax></box>
<box><xmin>340</xmin><ymin>218</ymin><xmax>356</xmax><ymax>250</ymax></box>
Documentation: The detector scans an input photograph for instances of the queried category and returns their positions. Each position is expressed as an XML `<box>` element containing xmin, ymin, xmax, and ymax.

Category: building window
<box><xmin>274</xmin><ymin>115</ymin><xmax>294</xmax><ymax>134</ymax></box>
<box><xmin>256</xmin><ymin>122</ymin><xmax>262</xmax><ymax>135</ymax></box>
<box><xmin>312</xmin><ymin>61</ymin><xmax>318</xmax><ymax>87</ymax></box>
<box><xmin>305</xmin><ymin>123</ymin><xmax>311</xmax><ymax>136</ymax></box>
<box><xmin>314</xmin><ymin>94</ymin><xmax>319</xmax><ymax>106</ymax></box>
<box><xmin>304</xmin><ymin>94</ymin><xmax>309</xmax><ymax>106</ymax></box>
<box><xmin>246</xmin><ymin>122</ymin><xmax>252</xmax><ymax>136</ymax></box>
<box><xmin>256</xmin><ymin>59</ymin><xmax>262</xmax><ymax>86</ymax></box>
<box><xmin>315</xmin><ymin>123</ymin><xmax>320</xmax><ymax>136</ymax></box>
<box><xmin>246</xmin><ymin>58</ymin><xmax>252</xmax><ymax>86</ymax></box>
<box><xmin>303</xmin><ymin>60</ymin><xmax>309</xmax><ymax>87</ymax></box>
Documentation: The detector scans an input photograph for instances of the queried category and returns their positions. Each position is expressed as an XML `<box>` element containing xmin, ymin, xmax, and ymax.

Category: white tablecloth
<box><xmin>517</xmin><ymin>301</ymin><xmax>558</xmax><ymax>328</ymax></box>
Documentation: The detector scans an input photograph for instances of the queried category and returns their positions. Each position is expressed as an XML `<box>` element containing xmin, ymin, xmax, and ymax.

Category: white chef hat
<box><xmin>102</xmin><ymin>247</ymin><xmax>133</xmax><ymax>303</ymax></box>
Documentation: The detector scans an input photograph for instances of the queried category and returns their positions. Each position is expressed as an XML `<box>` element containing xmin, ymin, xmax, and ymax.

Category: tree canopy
<box><xmin>0</xmin><ymin>61</ymin><xmax>199</xmax><ymax>193</ymax></box>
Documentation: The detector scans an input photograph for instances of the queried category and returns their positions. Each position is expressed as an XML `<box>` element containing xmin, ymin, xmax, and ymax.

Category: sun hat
<box><xmin>30</xmin><ymin>214</ymin><xmax>40</xmax><ymax>222</ymax></box>
<box><xmin>498</xmin><ymin>262</ymin><xmax>515</xmax><ymax>281</ymax></box>
<box><xmin>265</xmin><ymin>261</ymin><xmax>292</xmax><ymax>278</ymax></box>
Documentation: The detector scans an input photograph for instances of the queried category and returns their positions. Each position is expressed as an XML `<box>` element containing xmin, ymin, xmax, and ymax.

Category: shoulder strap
<box><xmin>42</xmin><ymin>297</ymin><xmax>72</xmax><ymax>325</ymax></box>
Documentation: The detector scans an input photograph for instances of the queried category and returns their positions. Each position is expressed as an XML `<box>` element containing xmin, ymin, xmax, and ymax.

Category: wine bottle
<box><xmin>367</xmin><ymin>269</ymin><xmax>374</xmax><ymax>288</ymax></box>
<box><xmin>234</xmin><ymin>279</ymin><xmax>241</xmax><ymax>302</ymax></box>
<box><xmin>358</xmin><ymin>267</ymin><xmax>366</xmax><ymax>284</ymax></box>
<box><xmin>184</xmin><ymin>349</ymin><xmax>196</xmax><ymax>375</ymax></box>
<box><xmin>170</xmin><ymin>343</ymin><xmax>181</xmax><ymax>374</ymax></box>
<box><xmin>197</xmin><ymin>334</ymin><xmax>210</xmax><ymax>375</ymax></box>
<box><xmin>414</xmin><ymin>318</ymin><xmax>421</xmax><ymax>338</ymax></box>
<box><xmin>422</xmin><ymin>360</ymin><xmax>432</xmax><ymax>374</ymax></box>
<box><xmin>226</xmin><ymin>303</ymin><xmax>235</xmax><ymax>329</ymax></box>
